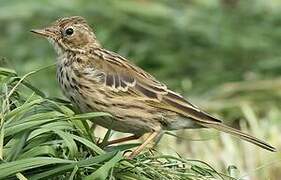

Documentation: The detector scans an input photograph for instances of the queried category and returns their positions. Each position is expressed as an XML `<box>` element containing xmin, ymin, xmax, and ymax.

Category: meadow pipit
<box><xmin>31</xmin><ymin>16</ymin><xmax>276</xmax><ymax>158</ymax></box>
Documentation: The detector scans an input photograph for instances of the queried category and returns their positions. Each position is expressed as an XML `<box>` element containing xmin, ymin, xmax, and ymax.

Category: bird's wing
<box><xmin>90</xmin><ymin>48</ymin><xmax>168</xmax><ymax>95</ymax></box>
<box><xmin>89</xmin><ymin>48</ymin><xmax>222</xmax><ymax>124</ymax></box>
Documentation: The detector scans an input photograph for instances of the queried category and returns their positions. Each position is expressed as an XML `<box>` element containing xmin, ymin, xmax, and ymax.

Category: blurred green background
<box><xmin>1</xmin><ymin>0</ymin><xmax>281</xmax><ymax>95</ymax></box>
<box><xmin>1</xmin><ymin>0</ymin><xmax>281</xmax><ymax>179</ymax></box>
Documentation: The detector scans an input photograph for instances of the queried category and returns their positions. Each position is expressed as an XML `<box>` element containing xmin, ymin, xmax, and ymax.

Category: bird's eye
<box><xmin>65</xmin><ymin>27</ymin><xmax>74</xmax><ymax>36</ymax></box>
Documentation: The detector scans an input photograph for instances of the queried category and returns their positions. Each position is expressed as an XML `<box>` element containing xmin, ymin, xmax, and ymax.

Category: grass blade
<box><xmin>0</xmin><ymin>157</ymin><xmax>73</xmax><ymax>179</ymax></box>
<box><xmin>84</xmin><ymin>151</ymin><xmax>123</xmax><ymax>180</ymax></box>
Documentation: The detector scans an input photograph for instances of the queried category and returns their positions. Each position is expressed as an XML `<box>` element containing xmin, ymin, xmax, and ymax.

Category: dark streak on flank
<box><xmin>73</xmin><ymin>69</ymin><xmax>82</xmax><ymax>78</ymax></box>
<box><xmin>86</xmin><ymin>103</ymin><xmax>92</xmax><ymax>109</ymax></box>
<box><xmin>66</xmin><ymin>73</ymin><xmax>70</xmax><ymax>82</ymax></box>
<box><xmin>63</xmin><ymin>83</ymin><xmax>67</xmax><ymax>89</ymax></box>
<box><xmin>111</xmin><ymin>103</ymin><xmax>145</xmax><ymax>110</ymax></box>
<box><xmin>71</xmin><ymin>77</ymin><xmax>77</xmax><ymax>84</ymax></box>
<box><xmin>78</xmin><ymin>83</ymin><xmax>90</xmax><ymax>89</ymax></box>
<box><xmin>70</xmin><ymin>96</ymin><xmax>75</xmax><ymax>102</ymax></box>
<box><xmin>92</xmin><ymin>100</ymin><xmax>107</xmax><ymax>107</ymax></box>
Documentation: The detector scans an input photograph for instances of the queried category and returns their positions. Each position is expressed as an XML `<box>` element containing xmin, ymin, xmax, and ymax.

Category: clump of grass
<box><xmin>0</xmin><ymin>67</ymin><xmax>237</xmax><ymax>179</ymax></box>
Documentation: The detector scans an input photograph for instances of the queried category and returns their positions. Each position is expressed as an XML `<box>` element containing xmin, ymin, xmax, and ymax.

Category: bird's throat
<box><xmin>48</xmin><ymin>38</ymin><xmax>64</xmax><ymax>57</ymax></box>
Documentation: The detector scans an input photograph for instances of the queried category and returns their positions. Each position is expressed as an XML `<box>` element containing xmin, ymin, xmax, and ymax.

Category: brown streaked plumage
<box><xmin>31</xmin><ymin>16</ymin><xmax>276</xmax><ymax>158</ymax></box>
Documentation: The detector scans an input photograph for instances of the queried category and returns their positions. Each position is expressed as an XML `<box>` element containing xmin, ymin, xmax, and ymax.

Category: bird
<box><xmin>31</xmin><ymin>16</ymin><xmax>276</xmax><ymax>158</ymax></box>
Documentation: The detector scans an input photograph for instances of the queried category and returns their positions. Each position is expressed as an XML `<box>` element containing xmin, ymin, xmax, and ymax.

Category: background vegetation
<box><xmin>0</xmin><ymin>0</ymin><xmax>281</xmax><ymax>179</ymax></box>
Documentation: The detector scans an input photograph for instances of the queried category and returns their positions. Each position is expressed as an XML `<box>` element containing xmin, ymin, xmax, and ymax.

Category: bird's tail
<box><xmin>201</xmin><ymin>123</ymin><xmax>276</xmax><ymax>152</ymax></box>
<box><xmin>162</xmin><ymin>90</ymin><xmax>276</xmax><ymax>152</ymax></box>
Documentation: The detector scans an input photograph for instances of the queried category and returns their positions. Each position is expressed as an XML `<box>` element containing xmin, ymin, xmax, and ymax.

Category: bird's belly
<box><xmin>94</xmin><ymin>116</ymin><xmax>152</xmax><ymax>135</ymax></box>
<box><xmin>82</xmin><ymin>96</ymin><xmax>158</xmax><ymax>135</ymax></box>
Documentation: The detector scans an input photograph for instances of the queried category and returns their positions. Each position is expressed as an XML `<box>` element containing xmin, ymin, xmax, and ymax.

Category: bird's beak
<box><xmin>30</xmin><ymin>27</ymin><xmax>57</xmax><ymax>38</ymax></box>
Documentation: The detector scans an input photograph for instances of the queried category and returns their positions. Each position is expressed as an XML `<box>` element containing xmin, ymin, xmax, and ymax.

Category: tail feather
<box><xmin>202</xmin><ymin>123</ymin><xmax>276</xmax><ymax>152</ymax></box>
<box><xmin>162</xmin><ymin>89</ymin><xmax>276</xmax><ymax>152</ymax></box>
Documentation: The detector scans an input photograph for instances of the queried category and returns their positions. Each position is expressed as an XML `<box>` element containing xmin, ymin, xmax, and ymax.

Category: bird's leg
<box><xmin>127</xmin><ymin>131</ymin><xmax>160</xmax><ymax>159</ymax></box>
<box><xmin>104</xmin><ymin>134</ymin><xmax>140</xmax><ymax>146</ymax></box>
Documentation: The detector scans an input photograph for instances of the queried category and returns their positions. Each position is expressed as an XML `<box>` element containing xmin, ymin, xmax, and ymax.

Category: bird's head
<box><xmin>31</xmin><ymin>16</ymin><xmax>100</xmax><ymax>55</ymax></box>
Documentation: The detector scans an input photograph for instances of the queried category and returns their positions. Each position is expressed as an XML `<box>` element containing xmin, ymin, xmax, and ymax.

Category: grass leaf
<box><xmin>84</xmin><ymin>151</ymin><xmax>123</xmax><ymax>180</ymax></box>
<box><xmin>0</xmin><ymin>157</ymin><xmax>73</xmax><ymax>179</ymax></box>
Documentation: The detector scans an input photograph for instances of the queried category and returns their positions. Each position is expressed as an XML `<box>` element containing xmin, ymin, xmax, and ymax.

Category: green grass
<box><xmin>0</xmin><ymin>68</ymin><xmax>239</xmax><ymax>179</ymax></box>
